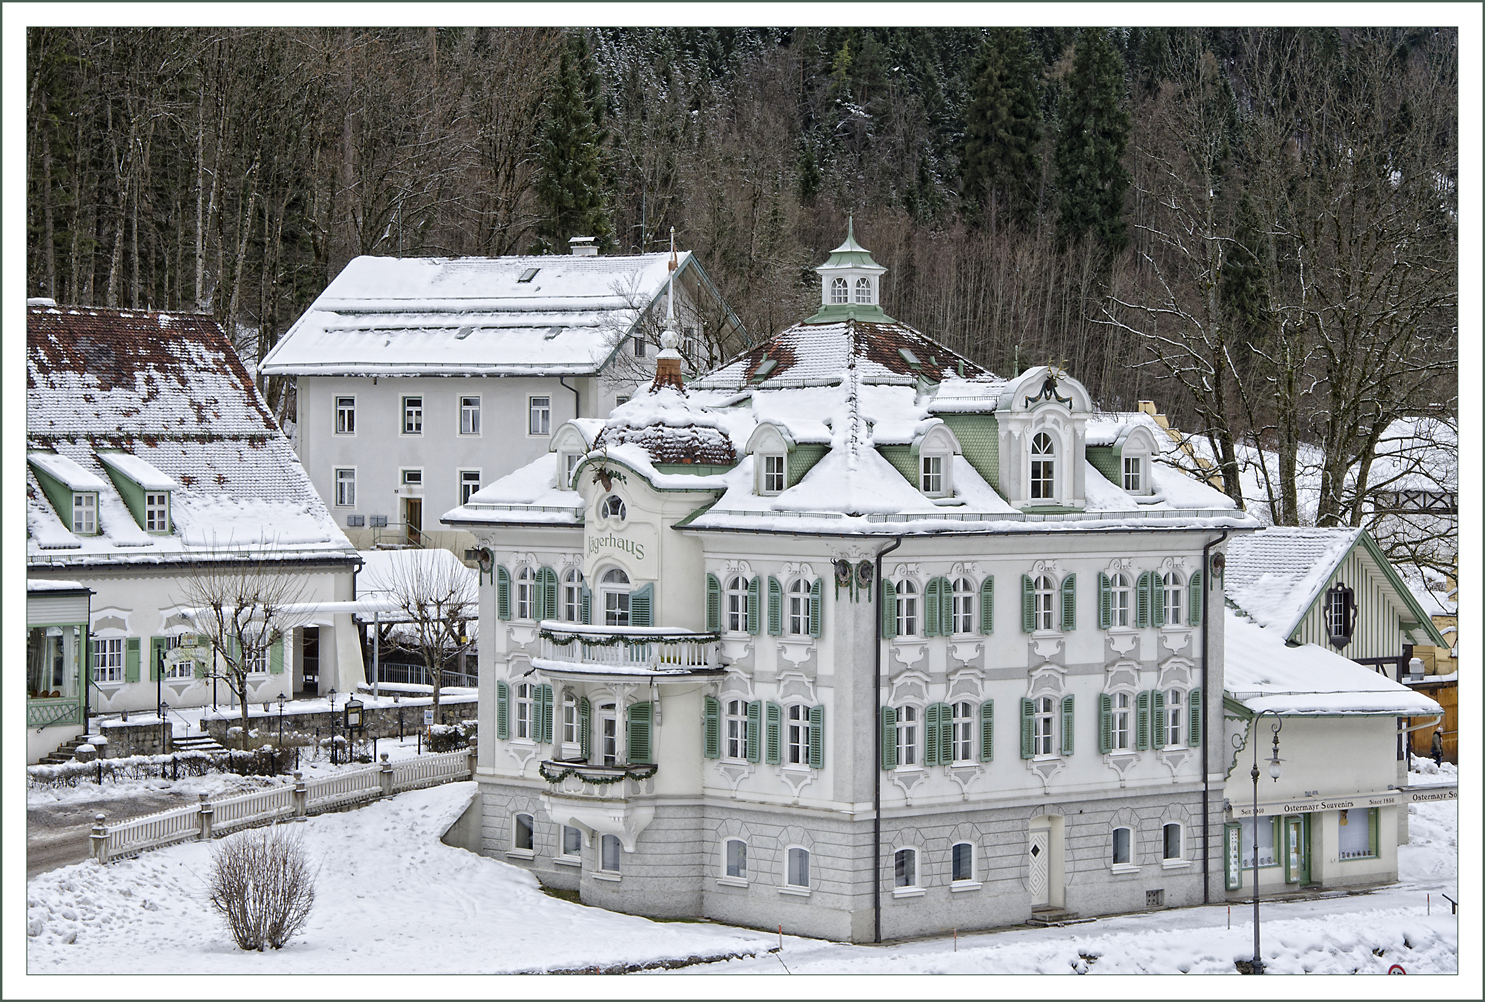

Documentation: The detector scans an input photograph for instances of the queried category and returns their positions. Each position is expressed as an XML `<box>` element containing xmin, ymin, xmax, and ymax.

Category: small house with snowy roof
<box><xmin>26</xmin><ymin>302</ymin><xmax>365</xmax><ymax>763</ymax></box>
<box><xmin>261</xmin><ymin>242</ymin><xmax>744</xmax><ymax>557</ymax></box>
<box><xmin>444</xmin><ymin>226</ymin><xmax>1260</xmax><ymax>941</ymax></box>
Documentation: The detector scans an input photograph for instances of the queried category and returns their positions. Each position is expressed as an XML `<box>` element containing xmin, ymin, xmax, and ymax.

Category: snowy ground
<box><xmin>18</xmin><ymin>766</ymin><xmax>1471</xmax><ymax>993</ymax></box>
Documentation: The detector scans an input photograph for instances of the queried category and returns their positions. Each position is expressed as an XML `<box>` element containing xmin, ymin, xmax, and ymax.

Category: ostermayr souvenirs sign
<box><xmin>1229</xmin><ymin>785</ymin><xmax>1456</xmax><ymax>819</ymax></box>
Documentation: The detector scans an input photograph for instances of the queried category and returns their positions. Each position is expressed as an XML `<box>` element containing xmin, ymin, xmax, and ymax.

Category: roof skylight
<box><xmin>518</xmin><ymin>267</ymin><xmax>540</xmax><ymax>283</ymax></box>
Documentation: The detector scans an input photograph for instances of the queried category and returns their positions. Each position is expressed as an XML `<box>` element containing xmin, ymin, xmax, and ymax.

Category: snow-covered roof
<box><xmin>357</xmin><ymin>548</ymin><xmax>478</xmax><ymax>605</ymax></box>
<box><xmin>1224</xmin><ymin>610</ymin><xmax>1444</xmax><ymax>717</ymax></box>
<box><xmin>27</xmin><ymin>304</ymin><xmax>356</xmax><ymax>566</ymax></box>
<box><xmin>27</xmin><ymin>579</ymin><xmax>90</xmax><ymax>593</ymax></box>
<box><xmin>260</xmin><ymin>252</ymin><xmax>700</xmax><ymax>377</ymax></box>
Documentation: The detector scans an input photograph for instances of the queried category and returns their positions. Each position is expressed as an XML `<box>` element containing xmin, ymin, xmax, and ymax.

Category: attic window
<box><xmin>898</xmin><ymin>348</ymin><xmax>921</xmax><ymax>369</ymax></box>
<box><xmin>544</xmin><ymin>326</ymin><xmax>564</xmax><ymax>340</ymax></box>
<box><xmin>1325</xmin><ymin>583</ymin><xmax>1356</xmax><ymax>649</ymax></box>
<box><xmin>518</xmin><ymin>267</ymin><xmax>540</xmax><ymax>283</ymax></box>
<box><xmin>750</xmin><ymin>358</ymin><xmax>777</xmax><ymax>382</ymax></box>
<box><xmin>72</xmin><ymin>492</ymin><xmax>98</xmax><ymax>534</ymax></box>
<box><xmin>455</xmin><ymin>326</ymin><xmax>473</xmax><ymax>340</ymax></box>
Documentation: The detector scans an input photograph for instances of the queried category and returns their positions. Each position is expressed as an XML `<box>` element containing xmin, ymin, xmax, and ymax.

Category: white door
<box><xmin>600</xmin><ymin>704</ymin><xmax>618</xmax><ymax>766</ymax></box>
<box><xmin>1029</xmin><ymin>827</ymin><xmax>1051</xmax><ymax>907</ymax></box>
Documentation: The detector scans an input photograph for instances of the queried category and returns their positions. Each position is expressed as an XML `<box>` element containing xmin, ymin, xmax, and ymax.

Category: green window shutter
<box><xmin>939</xmin><ymin>702</ymin><xmax>954</xmax><ymax>764</ymax></box>
<box><xmin>497</xmin><ymin>566</ymin><xmax>511</xmax><ymax>621</ymax></box>
<box><xmin>1151</xmin><ymin>690</ymin><xmax>1167</xmax><ymax>749</ymax></box>
<box><xmin>531</xmin><ymin>568</ymin><xmax>546</xmax><ymax>621</ymax></box>
<box><xmin>149</xmin><ymin>637</ymin><xmax>166</xmax><ymax>683</ymax></box>
<box><xmin>128</xmin><ymin>637</ymin><xmax>144</xmax><ymax>683</ymax></box>
<box><xmin>542</xmin><ymin>684</ymin><xmax>555</xmax><ymax>743</ymax></box>
<box><xmin>1224</xmin><ymin>822</ymin><xmax>1243</xmax><ymax>890</ymax></box>
<box><xmin>541</xmin><ymin>567</ymin><xmax>559</xmax><ymax>622</ymax></box>
<box><xmin>1153</xmin><ymin>575</ymin><xmax>1166</xmax><ymax>627</ymax></box>
<box><xmin>746</xmin><ymin>576</ymin><xmax>761</xmax><ymax>635</ymax></box>
<box><xmin>1021</xmin><ymin>575</ymin><xmax>1035</xmax><ymax>633</ymax></box>
<box><xmin>532</xmin><ymin>684</ymin><xmax>547</xmax><ymax>743</ymax></box>
<box><xmin>1060</xmin><ymin>574</ymin><xmax>1076</xmax><ymax>632</ymax></box>
<box><xmin>924</xmin><ymin>703</ymin><xmax>941</xmax><ymax>766</ymax></box>
<box><xmin>880</xmin><ymin>706</ymin><xmax>897</xmax><ymax>770</ymax></box>
<box><xmin>1060</xmin><ymin>694</ymin><xmax>1075</xmax><ymax>756</ymax></box>
<box><xmin>745</xmin><ymin>700</ymin><xmax>762</xmax><ymax>763</ymax></box>
<box><xmin>923</xmin><ymin>578</ymin><xmax>941</xmax><ymax>637</ymax></box>
<box><xmin>1188</xmin><ymin>687</ymin><xmax>1203</xmax><ymax>746</ymax></box>
<box><xmin>193</xmin><ymin>642</ymin><xmax>208</xmax><ymax>679</ymax></box>
<box><xmin>269</xmin><ymin>636</ymin><xmax>285</xmax><ymax>674</ymax></box>
<box><xmin>979</xmin><ymin>700</ymin><xmax>994</xmax><ymax>762</ymax></box>
<box><xmin>1099</xmin><ymin>572</ymin><xmax>1112</xmax><ymax>630</ymax></box>
<box><xmin>764</xmin><ymin>702</ymin><xmax>782</xmax><ymax>765</ymax></box>
<box><xmin>496</xmin><ymin>680</ymin><xmax>510</xmax><ymax>739</ymax></box>
<box><xmin>1099</xmin><ymin>693</ymin><xmax>1113</xmax><ymax>754</ymax></box>
<box><xmin>1019</xmin><ymin>698</ymin><xmax>1034</xmax><ymax>759</ymax></box>
<box><xmin>1368</xmin><ymin>806</ymin><xmax>1379</xmax><ymax>857</ymax></box>
<box><xmin>979</xmin><ymin>575</ymin><xmax>994</xmax><ymax>635</ymax></box>
<box><xmin>630</xmin><ymin>583</ymin><xmax>653</xmax><ymax>627</ymax></box>
<box><xmin>626</xmin><ymin>702</ymin><xmax>653</xmax><ymax>764</ymax></box>
<box><xmin>704</xmin><ymin>696</ymin><xmax>721</xmax><ymax>759</ymax></box>
<box><xmin>809</xmin><ymin>578</ymin><xmax>822</xmax><ymax>638</ymax></box>
<box><xmin>580</xmin><ymin>584</ymin><xmax>592</xmax><ymax>625</ymax></box>
<box><xmin>579</xmin><ymin>696</ymin><xmax>592</xmax><ymax>758</ymax></box>
<box><xmin>808</xmin><ymin>704</ymin><xmax>824</xmax><ymax>769</ymax></box>
<box><xmin>1136</xmin><ymin>572</ymin><xmax>1151</xmax><ymax>629</ymax></box>
<box><xmin>1188</xmin><ymin>569</ymin><xmax>1203</xmax><ymax>626</ymax></box>
<box><xmin>1135</xmin><ymin>690</ymin><xmax>1150</xmax><ymax>750</ymax></box>
<box><xmin>766</xmin><ymin>577</ymin><xmax>782</xmax><ymax>636</ymax></box>
<box><xmin>880</xmin><ymin>580</ymin><xmax>897</xmax><ymax>639</ymax></box>
<box><xmin>706</xmin><ymin>573</ymin><xmax>721</xmax><ymax>632</ymax></box>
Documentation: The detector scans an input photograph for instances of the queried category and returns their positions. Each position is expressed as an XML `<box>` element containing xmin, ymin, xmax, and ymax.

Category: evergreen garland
<box><xmin>538</xmin><ymin>760</ymin><xmax>657</xmax><ymax>785</ymax></box>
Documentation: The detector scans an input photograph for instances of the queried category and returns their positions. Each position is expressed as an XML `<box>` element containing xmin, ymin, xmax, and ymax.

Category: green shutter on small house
<box><xmin>1060</xmin><ymin>574</ymin><xmax>1077</xmax><ymax>632</ymax></box>
<box><xmin>746</xmin><ymin>700</ymin><xmax>762</xmax><ymax>763</ymax></box>
<box><xmin>979</xmin><ymin>575</ymin><xmax>994</xmax><ymax>634</ymax></box>
<box><xmin>630</xmin><ymin>583</ymin><xmax>653</xmax><ymax>627</ymax></box>
<box><xmin>766</xmin><ymin>577</ymin><xmax>782</xmax><ymax>636</ymax></box>
<box><xmin>764</xmin><ymin>702</ymin><xmax>782</xmax><ymax>765</ymax></box>
<box><xmin>809</xmin><ymin>578</ymin><xmax>822</xmax><ymax>638</ymax></box>
<box><xmin>979</xmin><ymin>700</ymin><xmax>994</xmax><ymax>762</ymax></box>
<box><xmin>496</xmin><ymin>680</ymin><xmax>510</xmax><ymax>739</ymax></box>
<box><xmin>129</xmin><ymin>637</ymin><xmax>144</xmax><ymax>682</ymax></box>
<box><xmin>1151</xmin><ymin>690</ymin><xmax>1166</xmax><ymax>749</ymax></box>
<box><xmin>1060</xmin><ymin>694</ymin><xmax>1075</xmax><ymax>756</ymax></box>
<box><xmin>880</xmin><ymin>706</ymin><xmax>898</xmax><ymax>770</ymax></box>
<box><xmin>580</xmin><ymin>584</ymin><xmax>592</xmax><ymax>625</ymax></box>
<box><xmin>1188</xmin><ymin>570</ymin><xmax>1203</xmax><ymax>626</ymax></box>
<box><xmin>706</xmin><ymin>573</ymin><xmax>721</xmax><ymax>632</ymax></box>
<box><xmin>1367</xmin><ymin>807</ymin><xmax>1379</xmax><ymax>858</ymax></box>
<box><xmin>1019</xmin><ymin>698</ymin><xmax>1034</xmax><ymax>759</ymax></box>
<box><xmin>269</xmin><ymin>636</ymin><xmax>285</xmax><ymax>674</ymax></box>
<box><xmin>746</xmin><ymin>576</ymin><xmax>761</xmax><ymax>635</ymax></box>
<box><xmin>1136</xmin><ymin>572</ymin><xmax>1152</xmax><ymax>628</ymax></box>
<box><xmin>880</xmin><ymin>580</ymin><xmax>897</xmax><ymax>639</ymax></box>
<box><xmin>1021</xmin><ymin>575</ymin><xmax>1036</xmax><ymax>633</ymax></box>
<box><xmin>497</xmin><ymin>566</ymin><xmax>511</xmax><ymax>621</ymax></box>
<box><xmin>923</xmin><ymin>578</ymin><xmax>941</xmax><ymax>637</ymax></box>
<box><xmin>923</xmin><ymin>703</ymin><xmax>941</xmax><ymax>766</ymax></box>
<box><xmin>192</xmin><ymin>637</ymin><xmax>208</xmax><ymax>678</ymax></box>
<box><xmin>704</xmin><ymin>696</ymin><xmax>721</xmax><ymax>759</ymax></box>
<box><xmin>626</xmin><ymin>701</ymin><xmax>653</xmax><ymax>764</ymax></box>
<box><xmin>808</xmin><ymin>704</ymin><xmax>824</xmax><ymax>769</ymax></box>
<box><xmin>144</xmin><ymin>637</ymin><xmax>161</xmax><ymax>684</ymax></box>
<box><xmin>1099</xmin><ymin>693</ymin><xmax>1113</xmax><ymax>754</ymax></box>
<box><xmin>1099</xmin><ymin>572</ymin><xmax>1112</xmax><ymax>630</ymax></box>
<box><xmin>1135</xmin><ymin>690</ymin><xmax>1150</xmax><ymax>750</ymax></box>
<box><xmin>1188</xmin><ymin>687</ymin><xmax>1203</xmax><ymax>746</ymax></box>
<box><xmin>579</xmin><ymin>696</ymin><xmax>592</xmax><ymax>758</ymax></box>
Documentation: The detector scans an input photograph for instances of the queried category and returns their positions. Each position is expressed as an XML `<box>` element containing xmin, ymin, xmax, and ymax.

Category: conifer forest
<box><xmin>27</xmin><ymin>26</ymin><xmax>1458</xmax><ymax>533</ymax></box>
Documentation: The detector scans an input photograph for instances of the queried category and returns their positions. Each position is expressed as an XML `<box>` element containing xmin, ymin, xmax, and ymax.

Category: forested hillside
<box><xmin>27</xmin><ymin>26</ymin><xmax>1457</xmax><ymax>532</ymax></box>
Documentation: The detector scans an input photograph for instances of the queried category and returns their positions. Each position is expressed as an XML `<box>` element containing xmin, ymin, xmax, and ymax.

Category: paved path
<box><xmin>26</xmin><ymin>791</ymin><xmax>197</xmax><ymax>879</ymax></box>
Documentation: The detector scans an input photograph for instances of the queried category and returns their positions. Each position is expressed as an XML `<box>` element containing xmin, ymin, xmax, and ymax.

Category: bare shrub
<box><xmin>208</xmin><ymin>826</ymin><xmax>317</xmax><ymax>950</ymax></box>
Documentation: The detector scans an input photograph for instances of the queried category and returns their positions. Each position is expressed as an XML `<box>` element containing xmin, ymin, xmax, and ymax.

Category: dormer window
<box><xmin>855</xmin><ymin>277</ymin><xmax>872</xmax><ymax>304</ymax></box>
<box><xmin>920</xmin><ymin>455</ymin><xmax>944</xmax><ymax>496</ymax></box>
<box><xmin>1122</xmin><ymin>456</ymin><xmax>1142</xmax><ymax>492</ymax></box>
<box><xmin>830</xmin><ymin>277</ymin><xmax>849</xmax><ymax>304</ymax></box>
<box><xmin>762</xmin><ymin>454</ymin><xmax>786</xmax><ymax>494</ymax></box>
<box><xmin>144</xmin><ymin>492</ymin><xmax>169</xmax><ymax>532</ymax></box>
<box><xmin>72</xmin><ymin>492</ymin><xmax>97</xmax><ymax>534</ymax></box>
<box><xmin>1030</xmin><ymin>433</ymin><xmax>1056</xmax><ymax>500</ymax></box>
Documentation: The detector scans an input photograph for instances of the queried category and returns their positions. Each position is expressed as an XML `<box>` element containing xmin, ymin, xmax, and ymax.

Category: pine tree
<box><xmin>535</xmin><ymin>31</ymin><xmax>612</xmax><ymax>252</ymax></box>
<box><xmin>961</xmin><ymin>27</ymin><xmax>1042</xmax><ymax>232</ymax></box>
<box><xmin>1054</xmin><ymin>28</ymin><xmax>1132</xmax><ymax>255</ymax></box>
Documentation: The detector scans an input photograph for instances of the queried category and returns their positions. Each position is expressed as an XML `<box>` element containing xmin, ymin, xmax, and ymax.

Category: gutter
<box><xmin>1200</xmin><ymin>528</ymin><xmax>1229</xmax><ymax>905</ymax></box>
<box><xmin>558</xmin><ymin>375</ymin><xmax>581</xmax><ymax>423</ymax></box>
<box><xmin>873</xmin><ymin>536</ymin><xmax>903</xmax><ymax>945</ymax></box>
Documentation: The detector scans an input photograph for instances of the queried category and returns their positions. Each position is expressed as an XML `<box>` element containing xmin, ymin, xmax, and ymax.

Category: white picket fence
<box><xmin>90</xmin><ymin>749</ymin><xmax>474</xmax><ymax>863</ymax></box>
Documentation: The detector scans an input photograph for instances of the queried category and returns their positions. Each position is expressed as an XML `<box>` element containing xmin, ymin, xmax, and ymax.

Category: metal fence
<box><xmin>88</xmin><ymin>748</ymin><xmax>474</xmax><ymax>864</ymax></box>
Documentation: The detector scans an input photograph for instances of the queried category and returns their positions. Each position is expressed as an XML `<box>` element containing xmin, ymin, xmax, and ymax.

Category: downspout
<box><xmin>559</xmin><ymin>375</ymin><xmax>581</xmax><ymax>421</ymax></box>
<box><xmin>873</xmin><ymin>536</ymin><xmax>903</xmax><ymax>944</ymax></box>
<box><xmin>1200</xmin><ymin>529</ymin><xmax>1229</xmax><ymax>905</ymax></box>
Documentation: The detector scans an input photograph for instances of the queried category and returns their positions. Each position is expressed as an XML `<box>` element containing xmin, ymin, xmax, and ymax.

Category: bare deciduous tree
<box><xmin>364</xmin><ymin>551</ymin><xmax>477</xmax><ymax>713</ymax></box>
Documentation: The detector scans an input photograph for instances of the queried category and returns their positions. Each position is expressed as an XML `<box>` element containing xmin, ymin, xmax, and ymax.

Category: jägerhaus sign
<box><xmin>1228</xmin><ymin>785</ymin><xmax>1457</xmax><ymax>819</ymax></box>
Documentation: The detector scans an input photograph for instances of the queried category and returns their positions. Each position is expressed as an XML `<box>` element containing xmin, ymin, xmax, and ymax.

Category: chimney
<box><xmin>568</xmin><ymin>235</ymin><xmax>598</xmax><ymax>257</ymax></box>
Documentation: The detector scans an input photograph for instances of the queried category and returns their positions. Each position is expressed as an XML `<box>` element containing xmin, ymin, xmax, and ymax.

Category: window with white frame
<box><xmin>460</xmin><ymin>395</ymin><xmax>481</xmax><ymax>435</ymax></box>
<box><xmin>161</xmin><ymin>635</ymin><xmax>196</xmax><ymax>680</ymax></box>
<box><xmin>598</xmin><ymin>703</ymin><xmax>618</xmax><ymax>766</ymax></box>
<box><xmin>895</xmin><ymin>705</ymin><xmax>919</xmax><ymax>766</ymax></box>
<box><xmin>600</xmin><ymin>495</ymin><xmax>627</xmax><ymax>520</ymax></box>
<box><xmin>951</xmin><ymin>701</ymin><xmax>974</xmax><ymax>762</ymax></box>
<box><xmin>896</xmin><ymin>579</ymin><xmax>919</xmax><ymax>637</ymax></box>
<box><xmin>1337</xmin><ymin>808</ymin><xmax>1377</xmax><ymax>859</ymax></box>
<box><xmin>561</xmin><ymin>690</ymin><xmax>578</xmax><ymax>750</ymax></box>
<box><xmin>951</xmin><ymin>577</ymin><xmax>975</xmax><ymax>634</ymax></box>
<box><xmin>952</xmin><ymin>842</ymin><xmax>975</xmax><ymax>882</ymax></box>
<box><xmin>529</xmin><ymin>396</ymin><xmax>551</xmax><ymax>436</ymax></box>
<box><xmin>725</xmin><ymin>838</ymin><xmax>748</xmax><ymax>879</ymax></box>
<box><xmin>335</xmin><ymin>468</ymin><xmax>356</xmax><ymax>507</ymax></box>
<box><xmin>830</xmin><ymin>277</ymin><xmax>848</xmax><ymax>304</ymax></box>
<box><xmin>1123</xmin><ymin>455</ymin><xmax>1142</xmax><ymax>492</ymax></box>
<box><xmin>600</xmin><ymin>568</ymin><xmax>630</xmax><ymax>626</ymax></box>
<box><xmin>855</xmin><ymin>276</ymin><xmax>872</xmax><ymax>304</ymax></box>
<box><xmin>561</xmin><ymin>825</ymin><xmax>583</xmax><ymax>860</ymax></box>
<box><xmin>1239</xmin><ymin>817</ymin><xmax>1277</xmax><ymax>868</ymax></box>
<box><xmin>335</xmin><ymin>395</ymin><xmax>356</xmax><ymax>435</ymax></box>
<box><xmin>72</xmin><ymin>492</ymin><xmax>97</xmax><ymax>534</ymax></box>
<box><xmin>514</xmin><ymin>813</ymin><xmax>535</xmax><ymax>852</ymax></box>
<box><xmin>1113</xmin><ymin>692</ymin><xmax>1132</xmax><ymax>751</ymax></box>
<box><xmin>92</xmin><ymin>637</ymin><xmax>124</xmax><ymax>683</ymax></box>
<box><xmin>894</xmin><ymin>848</ymin><xmax>918</xmax><ymax>888</ymax></box>
<box><xmin>144</xmin><ymin>492</ymin><xmax>168</xmax><ymax>532</ymax></box>
<box><xmin>1112</xmin><ymin>826</ymin><xmax>1133</xmax><ymax>866</ymax></box>
<box><xmin>1110</xmin><ymin>573</ymin><xmax>1132</xmax><ymax>627</ymax></box>
<box><xmin>402</xmin><ymin>396</ymin><xmax>423</xmax><ymax>435</ymax></box>
<box><xmin>514</xmin><ymin>683</ymin><xmax>534</xmax><ymax>739</ymax></box>
<box><xmin>786</xmin><ymin>704</ymin><xmax>810</xmax><ymax>765</ymax></box>
<box><xmin>1162</xmin><ymin>572</ymin><xmax>1183</xmax><ymax>625</ymax></box>
<box><xmin>1033</xmin><ymin>696</ymin><xmax>1056</xmax><ymax>756</ymax></box>
<box><xmin>725</xmin><ymin>575</ymin><xmax>749</xmax><ymax>632</ymax></box>
<box><xmin>1165</xmin><ymin>689</ymin><xmax>1184</xmax><ymax>747</ymax></box>
<box><xmin>401</xmin><ymin>468</ymin><xmax>423</xmax><ymax>486</ymax></box>
<box><xmin>245</xmin><ymin>644</ymin><xmax>269</xmax><ymax>675</ymax></box>
<box><xmin>564</xmin><ymin>453</ymin><xmax>581</xmax><ymax>488</ymax></box>
<box><xmin>632</xmin><ymin>335</ymin><xmax>647</xmax><ymax>357</ymax></box>
<box><xmin>515</xmin><ymin>567</ymin><xmax>535</xmax><ymax>620</ymax></box>
<box><xmin>1033</xmin><ymin>575</ymin><xmax>1056</xmax><ymax>631</ymax></box>
<box><xmin>920</xmin><ymin>454</ymin><xmax>944</xmax><ymax>496</ymax></box>
<box><xmin>562</xmin><ymin>568</ymin><xmax>585</xmax><ymax>622</ymax></box>
<box><xmin>1030</xmin><ymin>432</ymin><xmax>1055</xmax><ymax>500</ymax></box>
<box><xmin>787</xmin><ymin>578</ymin><xmax>810</xmax><ymax>636</ymax></box>
<box><xmin>600</xmin><ymin>833</ymin><xmax>622</xmax><ymax>873</ymax></box>
<box><xmin>1163</xmin><ymin>823</ymin><xmax>1183</xmax><ymax>861</ymax></box>
<box><xmin>460</xmin><ymin>470</ymin><xmax>481</xmax><ymax>505</ymax></box>
<box><xmin>724</xmin><ymin>699</ymin><xmax>750</xmax><ymax>761</ymax></box>
<box><xmin>762</xmin><ymin>454</ymin><xmax>786</xmax><ymax>494</ymax></box>
<box><xmin>786</xmin><ymin>846</ymin><xmax>810</xmax><ymax>888</ymax></box>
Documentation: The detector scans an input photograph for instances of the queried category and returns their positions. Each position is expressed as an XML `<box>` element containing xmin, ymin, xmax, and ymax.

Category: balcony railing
<box><xmin>537</xmin><ymin>622</ymin><xmax>722</xmax><ymax>672</ymax></box>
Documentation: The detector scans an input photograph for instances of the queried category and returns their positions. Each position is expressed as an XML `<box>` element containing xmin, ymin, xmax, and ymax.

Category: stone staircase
<box><xmin>39</xmin><ymin>736</ymin><xmax>94</xmax><ymax>765</ymax></box>
<box><xmin>1026</xmin><ymin>907</ymin><xmax>1090</xmax><ymax>928</ymax></box>
<box><xmin>171</xmin><ymin>733</ymin><xmax>228</xmax><ymax>755</ymax></box>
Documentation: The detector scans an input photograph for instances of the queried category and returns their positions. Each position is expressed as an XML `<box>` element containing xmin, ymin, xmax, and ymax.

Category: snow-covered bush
<box><xmin>426</xmin><ymin>719</ymin><xmax>476</xmax><ymax>752</ymax></box>
<box><xmin>208</xmin><ymin>826</ymin><xmax>317</xmax><ymax>951</ymax></box>
<box><xmin>26</xmin><ymin>751</ymin><xmax>217</xmax><ymax>788</ymax></box>
<box><xmin>220</xmin><ymin>746</ymin><xmax>291</xmax><ymax>777</ymax></box>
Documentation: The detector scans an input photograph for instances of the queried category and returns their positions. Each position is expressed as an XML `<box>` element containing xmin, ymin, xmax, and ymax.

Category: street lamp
<box><xmin>1233</xmin><ymin>709</ymin><xmax>1283</xmax><ymax>974</ymax></box>
<box><xmin>159</xmin><ymin>699</ymin><xmax>170</xmax><ymax>754</ymax></box>
<box><xmin>327</xmin><ymin>688</ymin><xmax>338</xmax><ymax>765</ymax></box>
<box><xmin>277</xmin><ymin>692</ymin><xmax>287</xmax><ymax>746</ymax></box>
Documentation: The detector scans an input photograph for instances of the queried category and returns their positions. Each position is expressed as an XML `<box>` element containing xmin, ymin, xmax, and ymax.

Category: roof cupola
<box><xmin>806</xmin><ymin>215</ymin><xmax>893</xmax><ymax>323</ymax></box>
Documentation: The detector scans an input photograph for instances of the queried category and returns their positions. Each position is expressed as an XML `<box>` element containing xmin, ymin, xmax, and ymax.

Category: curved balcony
<box><xmin>534</xmin><ymin>622</ymin><xmax>726</xmax><ymax>682</ymax></box>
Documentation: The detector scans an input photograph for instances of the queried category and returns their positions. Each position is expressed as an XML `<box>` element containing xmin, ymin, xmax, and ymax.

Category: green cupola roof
<box><xmin>806</xmin><ymin>216</ymin><xmax>894</xmax><ymax>323</ymax></box>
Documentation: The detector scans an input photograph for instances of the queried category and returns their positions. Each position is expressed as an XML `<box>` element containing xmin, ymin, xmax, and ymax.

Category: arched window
<box><xmin>951</xmin><ymin>842</ymin><xmax>975</xmax><ymax>882</ymax></box>
<box><xmin>514</xmin><ymin>813</ymin><xmax>535</xmax><ymax>852</ymax></box>
<box><xmin>598</xmin><ymin>702</ymin><xmax>619</xmax><ymax>766</ymax></box>
<box><xmin>1033</xmin><ymin>575</ymin><xmax>1056</xmax><ymax>631</ymax></box>
<box><xmin>1163</xmin><ymin>823</ymin><xmax>1183</xmax><ymax>861</ymax></box>
<box><xmin>724</xmin><ymin>838</ymin><xmax>748</xmax><ymax>879</ymax></box>
<box><xmin>951</xmin><ymin>578</ymin><xmax>975</xmax><ymax>634</ymax></box>
<box><xmin>1165</xmin><ymin>689</ymin><xmax>1184</xmax><ymax>747</ymax></box>
<box><xmin>787</xmin><ymin>578</ymin><xmax>811</xmax><ymax>635</ymax></box>
<box><xmin>1113</xmin><ymin>691</ymin><xmax>1132</xmax><ymax>751</ymax></box>
<box><xmin>1111</xmin><ymin>826</ymin><xmax>1132</xmax><ymax>866</ymax></box>
<box><xmin>1033</xmin><ymin>696</ymin><xmax>1055</xmax><ymax>756</ymax></box>
<box><xmin>950</xmin><ymin>701</ymin><xmax>974</xmax><ymax>762</ymax></box>
<box><xmin>895</xmin><ymin>705</ymin><xmax>919</xmax><ymax>766</ymax></box>
<box><xmin>786</xmin><ymin>846</ymin><xmax>810</xmax><ymax>887</ymax></box>
<box><xmin>725</xmin><ymin>575</ymin><xmax>750</xmax><ymax>632</ymax></box>
<box><xmin>830</xmin><ymin>277</ymin><xmax>849</xmax><ymax>304</ymax></box>
<box><xmin>1030</xmin><ymin>432</ymin><xmax>1056</xmax><ymax>500</ymax></box>
<box><xmin>600</xmin><ymin>568</ymin><xmax>630</xmax><ymax>627</ymax></box>
<box><xmin>855</xmin><ymin>276</ymin><xmax>872</xmax><ymax>304</ymax></box>
<box><xmin>562</xmin><ymin>568</ymin><xmax>585</xmax><ymax>622</ymax></box>
<box><xmin>1110</xmin><ymin>573</ymin><xmax>1133</xmax><ymax>627</ymax></box>
<box><xmin>725</xmin><ymin>699</ymin><xmax>750</xmax><ymax>760</ymax></box>
<box><xmin>515</xmin><ymin>566</ymin><xmax>535</xmax><ymax>620</ymax></box>
<box><xmin>894</xmin><ymin>848</ymin><xmax>918</xmax><ymax>887</ymax></box>
<box><xmin>896</xmin><ymin>579</ymin><xmax>919</xmax><ymax>637</ymax></box>
<box><xmin>561</xmin><ymin>689</ymin><xmax>579</xmax><ymax>750</ymax></box>
<box><xmin>600</xmin><ymin>494</ymin><xmax>627</xmax><ymax>520</ymax></box>
<box><xmin>1161</xmin><ymin>572</ymin><xmax>1183</xmax><ymax>625</ymax></box>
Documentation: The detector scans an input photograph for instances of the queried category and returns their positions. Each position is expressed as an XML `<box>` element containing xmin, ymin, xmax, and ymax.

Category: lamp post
<box><xmin>159</xmin><ymin>699</ymin><xmax>170</xmax><ymax>754</ymax></box>
<box><xmin>1234</xmin><ymin>709</ymin><xmax>1283</xmax><ymax>974</ymax></box>
<box><xmin>277</xmin><ymin>692</ymin><xmax>287</xmax><ymax>746</ymax></box>
<box><xmin>327</xmin><ymin>688</ymin><xmax>337</xmax><ymax>765</ymax></box>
